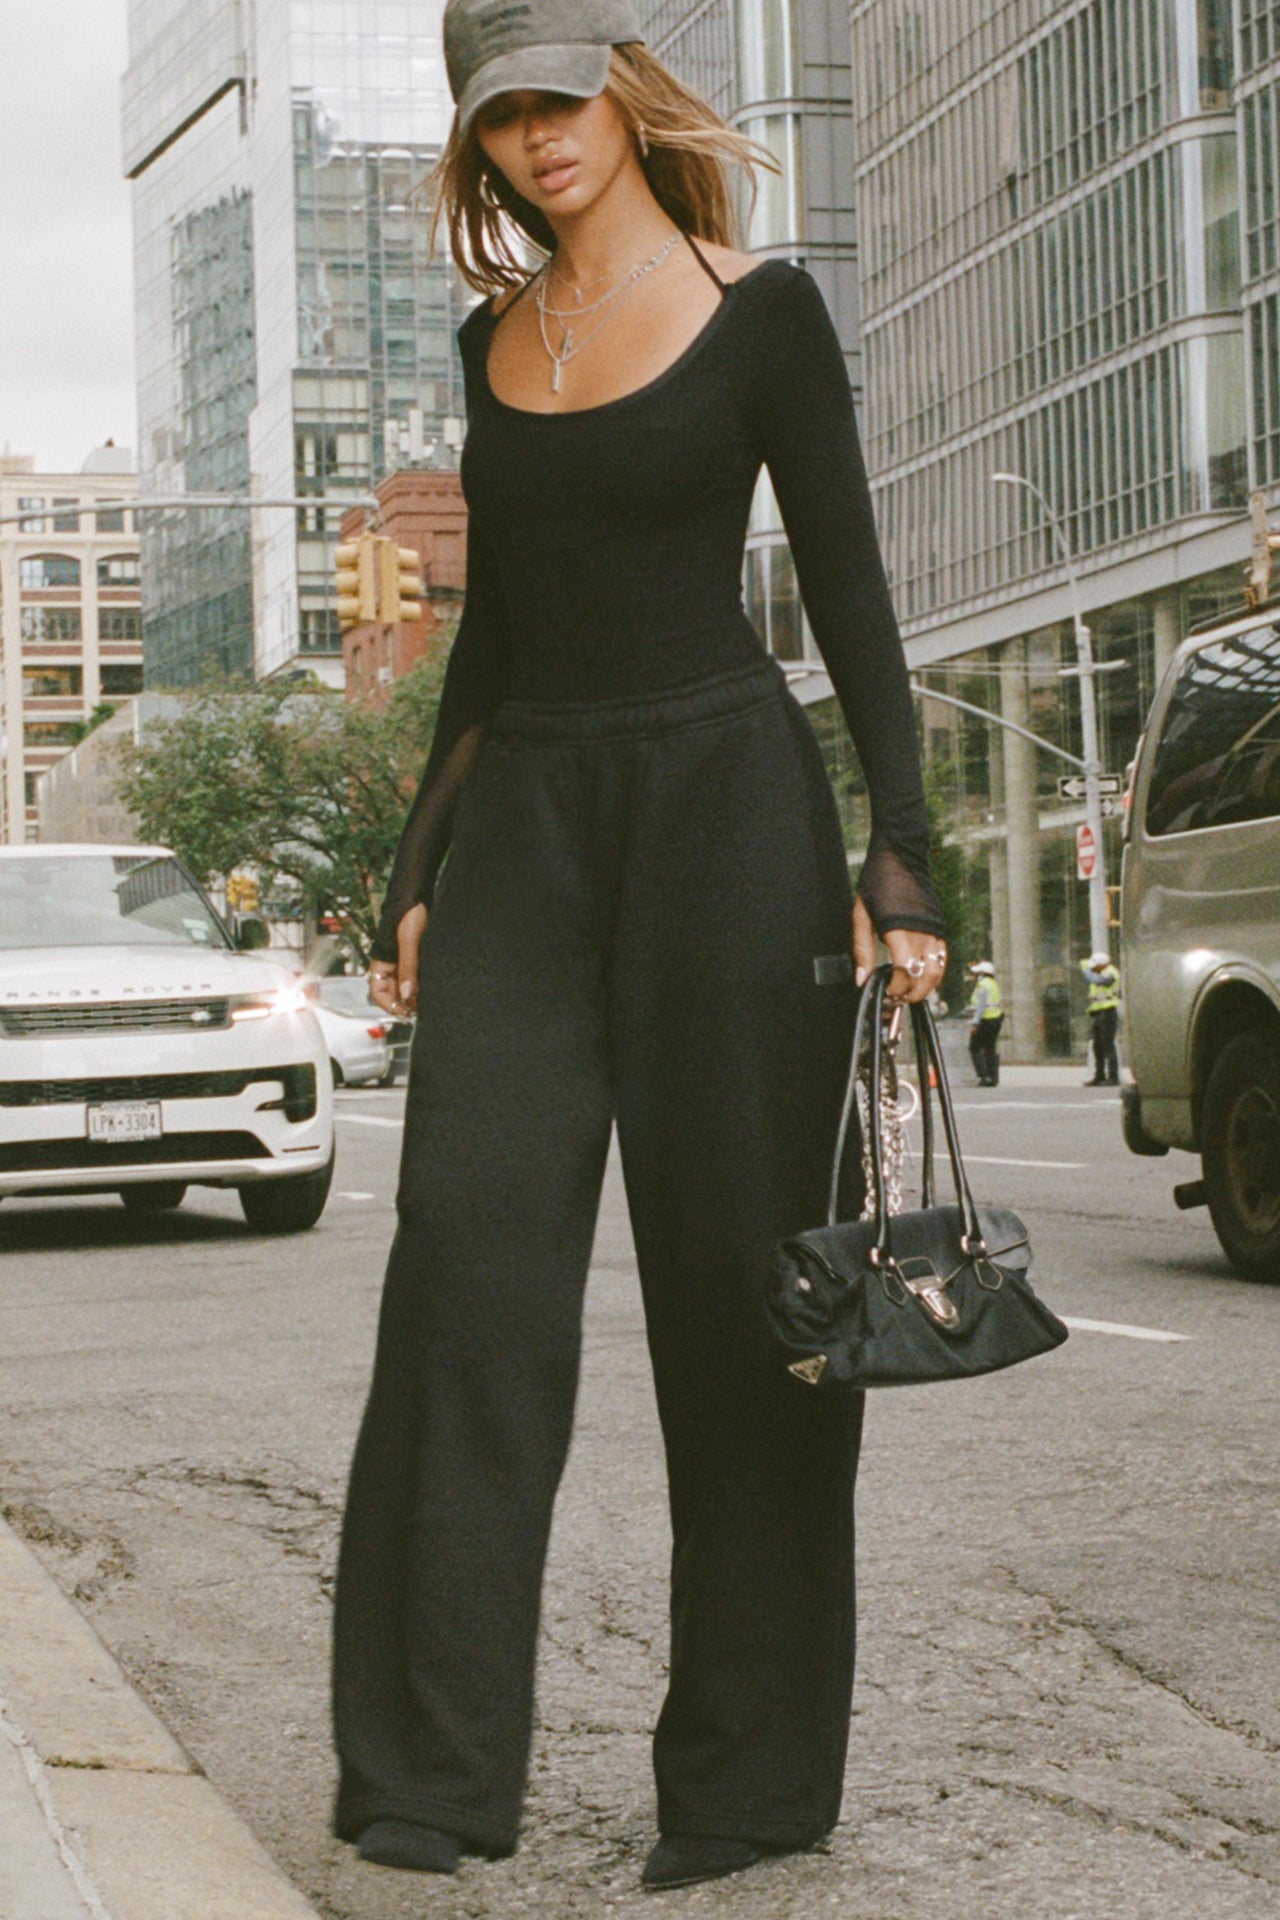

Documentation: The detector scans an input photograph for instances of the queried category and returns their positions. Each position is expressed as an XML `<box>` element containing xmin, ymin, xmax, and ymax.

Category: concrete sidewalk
<box><xmin>0</xmin><ymin>1515</ymin><xmax>320</xmax><ymax>1920</ymax></box>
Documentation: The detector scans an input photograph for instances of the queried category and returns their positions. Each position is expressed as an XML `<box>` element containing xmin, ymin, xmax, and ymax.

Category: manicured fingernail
<box><xmin>400</xmin><ymin>982</ymin><xmax>411</xmax><ymax>998</ymax></box>
<box><xmin>855</xmin><ymin>967</ymin><xmax>867</xmax><ymax>987</ymax></box>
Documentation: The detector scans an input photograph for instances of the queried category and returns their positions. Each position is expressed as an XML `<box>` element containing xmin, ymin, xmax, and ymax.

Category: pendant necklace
<box><xmin>535</xmin><ymin>231</ymin><xmax>682</xmax><ymax>393</ymax></box>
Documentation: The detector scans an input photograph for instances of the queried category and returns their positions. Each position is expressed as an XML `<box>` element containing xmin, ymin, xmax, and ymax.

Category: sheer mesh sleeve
<box><xmin>750</xmin><ymin>268</ymin><xmax>945</xmax><ymax>938</ymax></box>
<box><xmin>369</xmin><ymin>514</ymin><xmax>512</xmax><ymax>963</ymax></box>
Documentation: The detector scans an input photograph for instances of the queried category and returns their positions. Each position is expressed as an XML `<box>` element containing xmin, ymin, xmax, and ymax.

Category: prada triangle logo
<box><xmin>788</xmin><ymin>1354</ymin><xmax>829</xmax><ymax>1386</ymax></box>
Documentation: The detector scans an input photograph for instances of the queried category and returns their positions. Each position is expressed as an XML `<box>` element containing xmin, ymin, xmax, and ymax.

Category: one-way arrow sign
<box><xmin>1057</xmin><ymin>774</ymin><xmax>1123</xmax><ymax>800</ymax></box>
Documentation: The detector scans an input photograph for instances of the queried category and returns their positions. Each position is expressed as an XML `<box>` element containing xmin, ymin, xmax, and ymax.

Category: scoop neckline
<box><xmin>478</xmin><ymin>257</ymin><xmax>784</xmax><ymax>422</ymax></box>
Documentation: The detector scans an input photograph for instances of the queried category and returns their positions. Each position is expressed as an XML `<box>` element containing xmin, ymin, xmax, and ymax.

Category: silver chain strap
<box><xmin>858</xmin><ymin>1003</ymin><xmax>917</xmax><ymax>1220</ymax></box>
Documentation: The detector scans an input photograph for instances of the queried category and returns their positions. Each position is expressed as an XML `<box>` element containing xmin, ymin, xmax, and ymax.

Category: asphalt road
<box><xmin>1</xmin><ymin>1070</ymin><xmax>1278</xmax><ymax>1919</ymax></box>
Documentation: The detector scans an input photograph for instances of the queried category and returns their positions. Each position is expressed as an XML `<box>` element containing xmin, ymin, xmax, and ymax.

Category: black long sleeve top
<box><xmin>369</xmin><ymin>249</ymin><xmax>944</xmax><ymax>962</ymax></box>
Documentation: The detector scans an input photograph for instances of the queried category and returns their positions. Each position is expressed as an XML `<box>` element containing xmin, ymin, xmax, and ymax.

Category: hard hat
<box><xmin>1087</xmin><ymin>951</ymin><xmax>1112</xmax><ymax>969</ymax></box>
<box><xmin>968</xmin><ymin>960</ymin><xmax>995</xmax><ymax>975</ymax></box>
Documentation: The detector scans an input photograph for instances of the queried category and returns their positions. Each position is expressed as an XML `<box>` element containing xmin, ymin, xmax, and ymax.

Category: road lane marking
<box><xmin>963</xmin><ymin>1154</ymin><xmax>1087</xmax><ymax>1170</ymax></box>
<box><xmin>338</xmin><ymin>1190</ymin><xmax>377</xmax><ymax>1201</ymax></box>
<box><xmin>1061</xmin><ymin>1315</ymin><xmax>1189</xmax><ymax>1344</ymax></box>
<box><xmin>334</xmin><ymin>1114</ymin><xmax>402</xmax><ymax>1129</ymax></box>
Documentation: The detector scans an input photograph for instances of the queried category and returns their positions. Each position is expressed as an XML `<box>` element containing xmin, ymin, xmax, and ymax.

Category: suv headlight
<box><xmin>229</xmin><ymin>976</ymin><xmax>319</xmax><ymax>1022</ymax></box>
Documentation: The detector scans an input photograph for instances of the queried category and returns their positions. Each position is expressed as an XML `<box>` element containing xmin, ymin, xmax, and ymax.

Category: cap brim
<box><xmin>457</xmin><ymin>43</ymin><xmax>615</xmax><ymax>138</ymax></box>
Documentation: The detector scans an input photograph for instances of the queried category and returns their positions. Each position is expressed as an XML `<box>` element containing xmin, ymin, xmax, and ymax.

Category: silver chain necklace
<box><xmin>535</xmin><ymin>231</ymin><xmax>682</xmax><ymax>393</ymax></box>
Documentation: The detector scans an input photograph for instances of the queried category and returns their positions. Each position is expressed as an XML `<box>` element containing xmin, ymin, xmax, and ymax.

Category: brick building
<box><xmin>340</xmin><ymin>469</ymin><xmax>467</xmax><ymax>705</ymax></box>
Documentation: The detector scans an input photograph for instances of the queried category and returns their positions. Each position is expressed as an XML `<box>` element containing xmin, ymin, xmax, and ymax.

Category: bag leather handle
<box><xmin>827</xmin><ymin>966</ymin><xmax>985</xmax><ymax>1259</ymax></box>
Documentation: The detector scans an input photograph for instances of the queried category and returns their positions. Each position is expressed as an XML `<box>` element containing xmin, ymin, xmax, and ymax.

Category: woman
<box><xmin>333</xmin><ymin>0</ymin><xmax>947</xmax><ymax>1892</ymax></box>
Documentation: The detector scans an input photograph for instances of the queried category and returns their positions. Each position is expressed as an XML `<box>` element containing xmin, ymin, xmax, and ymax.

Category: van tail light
<box><xmin>367</xmin><ymin>1024</ymin><xmax>387</xmax><ymax>1039</ymax></box>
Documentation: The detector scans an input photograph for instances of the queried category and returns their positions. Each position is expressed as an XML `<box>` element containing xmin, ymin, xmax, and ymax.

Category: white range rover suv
<box><xmin>0</xmin><ymin>845</ymin><xmax>334</xmax><ymax>1231</ymax></box>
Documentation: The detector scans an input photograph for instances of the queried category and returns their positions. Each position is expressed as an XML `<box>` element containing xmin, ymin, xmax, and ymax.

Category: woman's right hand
<box><xmin>368</xmin><ymin>902</ymin><xmax>428</xmax><ymax>1017</ymax></box>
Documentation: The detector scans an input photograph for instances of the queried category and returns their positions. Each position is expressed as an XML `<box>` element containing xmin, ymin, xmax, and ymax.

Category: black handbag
<box><xmin>766</xmin><ymin>965</ymin><xmax>1069</xmax><ymax>1390</ymax></box>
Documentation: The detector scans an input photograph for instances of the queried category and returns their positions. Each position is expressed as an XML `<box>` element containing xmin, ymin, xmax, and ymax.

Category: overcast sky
<box><xmin>0</xmin><ymin>1</ymin><xmax>136</xmax><ymax>474</ymax></box>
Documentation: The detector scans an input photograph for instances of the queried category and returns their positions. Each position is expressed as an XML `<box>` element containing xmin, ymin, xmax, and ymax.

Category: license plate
<box><xmin>87</xmin><ymin>1102</ymin><xmax>164</xmax><ymax>1143</ymax></box>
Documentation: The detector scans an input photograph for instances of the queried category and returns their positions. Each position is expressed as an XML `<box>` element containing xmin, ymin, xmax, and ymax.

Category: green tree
<box><xmin>115</xmin><ymin>647</ymin><xmax>452</xmax><ymax>961</ymax></box>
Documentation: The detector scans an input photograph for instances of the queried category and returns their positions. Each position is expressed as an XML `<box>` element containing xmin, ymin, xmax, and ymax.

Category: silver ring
<box><xmin>904</xmin><ymin>956</ymin><xmax>927</xmax><ymax>979</ymax></box>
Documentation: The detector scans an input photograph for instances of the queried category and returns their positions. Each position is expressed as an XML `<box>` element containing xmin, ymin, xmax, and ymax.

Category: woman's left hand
<box><xmin>853</xmin><ymin>895</ymin><xmax>947</xmax><ymax>1005</ymax></box>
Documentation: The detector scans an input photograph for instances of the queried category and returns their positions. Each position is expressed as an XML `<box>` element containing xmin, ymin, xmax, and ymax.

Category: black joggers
<box><xmin>969</xmin><ymin>1017</ymin><xmax>1003</xmax><ymax>1086</ymax></box>
<box><xmin>332</xmin><ymin>658</ymin><xmax>866</xmax><ymax>1856</ymax></box>
<box><xmin>1089</xmin><ymin>1007</ymin><xmax>1120</xmax><ymax>1083</ymax></box>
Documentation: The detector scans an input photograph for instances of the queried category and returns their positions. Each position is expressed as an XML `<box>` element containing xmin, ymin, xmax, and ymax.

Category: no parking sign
<box><xmin>1076</xmin><ymin>823</ymin><xmax>1097</xmax><ymax>880</ymax></box>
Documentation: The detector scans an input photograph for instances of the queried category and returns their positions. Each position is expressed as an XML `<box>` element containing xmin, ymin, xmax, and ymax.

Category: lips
<box><xmin>534</xmin><ymin>156</ymin><xmax>577</xmax><ymax>186</ymax></box>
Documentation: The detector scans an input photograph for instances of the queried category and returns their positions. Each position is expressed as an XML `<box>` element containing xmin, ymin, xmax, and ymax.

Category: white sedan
<box><xmin>312</xmin><ymin>999</ymin><xmax>391</xmax><ymax>1088</ymax></box>
<box><xmin>0</xmin><ymin>844</ymin><xmax>334</xmax><ymax>1231</ymax></box>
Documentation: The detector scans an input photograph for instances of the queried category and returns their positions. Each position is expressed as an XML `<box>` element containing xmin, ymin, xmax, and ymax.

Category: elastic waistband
<box><xmin>489</xmin><ymin>658</ymin><xmax>787</xmax><ymax>743</ymax></box>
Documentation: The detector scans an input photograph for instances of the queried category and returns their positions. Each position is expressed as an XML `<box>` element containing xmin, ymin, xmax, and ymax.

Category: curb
<box><xmin>0</xmin><ymin>1515</ymin><xmax>321</xmax><ymax>1920</ymax></box>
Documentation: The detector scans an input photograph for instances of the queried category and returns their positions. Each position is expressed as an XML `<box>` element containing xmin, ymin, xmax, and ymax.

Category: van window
<box><xmin>1145</xmin><ymin>620</ymin><xmax>1280</xmax><ymax>835</ymax></box>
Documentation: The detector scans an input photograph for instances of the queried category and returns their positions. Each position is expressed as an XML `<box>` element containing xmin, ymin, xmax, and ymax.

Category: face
<box><xmin>472</xmin><ymin>88</ymin><xmax>635</xmax><ymax>216</ymax></box>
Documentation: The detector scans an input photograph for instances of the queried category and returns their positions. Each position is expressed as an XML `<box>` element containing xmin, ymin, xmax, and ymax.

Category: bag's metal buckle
<box><xmin>895</xmin><ymin>1254</ymin><xmax>961</xmax><ymax>1329</ymax></box>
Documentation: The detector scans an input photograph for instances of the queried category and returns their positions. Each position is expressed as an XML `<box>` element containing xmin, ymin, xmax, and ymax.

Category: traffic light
<box><xmin>226</xmin><ymin>872</ymin><xmax>259</xmax><ymax>913</ymax></box>
<box><xmin>377</xmin><ymin>539</ymin><xmax>423</xmax><ymax>625</ymax></box>
<box><xmin>335</xmin><ymin>535</ymin><xmax>378</xmax><ymax>630</ymax></box>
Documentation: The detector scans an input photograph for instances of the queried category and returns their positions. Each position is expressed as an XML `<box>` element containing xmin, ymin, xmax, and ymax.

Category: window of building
<box><xmin>100</xmin><ymin>663</ymin><xmax>145</xmax><ymax>696</ymax></box>
<box><xmin>745</xmin><ymin>542</ymin><xmax>805</xmax><ymax>660</ymax></box>
<box><xmin>16</xmin><ymin>497</ymin><xmax>45</xmax><ymax>532</ymax></box>
<box><xmin>19</xmin><ymin>554</ymin><xmax>80</xmax><ymax>590</ymax></box>
<box><xmin>736</xmin><ymin>110</ymin><xmax>804</xmax><ymax>250</ymax></box>
<box><xmin>51</xmin><ymin>498</ymin><xmax>80</xmax><ymax>532</ymax></box>
<box><xmin>1243</xmin><ymin>79</ymin><xmax>1279</xmax><ymax>282</ymax></box>
<box><xmin>1145</xmin><ymin>623</ymin><xmax>1280</xmax><ymax>835</ymax></box>
<box><xmin>99</xmin><ymin>610</ymin><xmax>143</xmax><ymax>641</ymax></box>
<box><xmin>97</xmin><ymin>553</ymin><xmax>141</xmax><ymax>588</ymax></box>
<box><xmin>23</xmin><ymin>721</ymin><xmax>81</xmax><ymax>748</ymax></box>
<box><xmin>95</xmin><ymin>503</ymin><xmax>127</xmax><ymax>532</ymax></box>
<box><xmin>299</xmin><ymin>608</ymin><xmax>343</xmax><ymax>653</ymax></box>
<box><xmin>1241</xmin><ymin>0</ymin><xmax>1280</xmax><ymax>73</ymax></box>
<box><xmin>22</xmin><ymin>666</ymin><xmax>83</xmax><ymax>699</ymax></box>
<box><xmin>1252</xmin><ymin>293</ymin><xmax>1280</xmax><ymax>488</ymax></box>
<box><xmin>1198</xmin><ymin>135</ymin><xmax>1242</xmax><ymax>312</ymax></box>
<box><xmin>1197</xmin><ymin>0</ymin><xmax>1235</xmax><ymax>107</ymax></box>
<box><xmin>735</xmin><ymin>0</ymin><xmax>796</xmax><ymax>105</ymax></box>
<box><xmin>20</xmin><ymin>607</ymin><xmax>83</xmax><ymax>643</ymax></box>
<box><xmin>23</xmin><ymin>774</ymin><xmax>39</xmax><ymax>810</ymax></box>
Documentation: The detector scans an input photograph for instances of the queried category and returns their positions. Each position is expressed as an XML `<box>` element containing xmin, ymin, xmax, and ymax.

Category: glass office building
<box><xmin>648</xmin><ymin>2</ymin><xmax>1280</xmax><ymax>1055</ymax></box>
<box><xmin>124</xmin><ymin>1</ymin><xmax>460</xmax><ymax>686</ymax></box>
<box><xmin>638</xmin><ymin>1</ymin><xmax>863</xmax><ymax>661</ymax></box>
<box><xmin>1241</xmin><ymin>1</ymin><xmax>1280</xmax><ymax>494</ymax></box>
<box><xmin>848</xmin><ymin>0</ymin><xmax>1278</xmax><ymax>1055</ymax></box>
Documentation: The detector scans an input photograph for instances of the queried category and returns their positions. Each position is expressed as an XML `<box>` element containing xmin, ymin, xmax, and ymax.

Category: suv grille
<box><xmin>0</xmin><ymin>1132</ymin><xmax>271</xmax><ymax>1173</ymax></box>
<box><xmin>0</xmin><ymin>1063</ymin><xmax>317</xmax><ymax>1123</ymax></box>
<box><xmin>0</xmin><ymin>999</ymin><xmax>231</xmax><ymax>1037</ymax></box>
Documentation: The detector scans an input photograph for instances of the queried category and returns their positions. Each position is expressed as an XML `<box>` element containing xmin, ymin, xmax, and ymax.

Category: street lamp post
<box><xmin>992</xmin><ymin>472</ymin><xmax>1111</xmax><ymax>957</ymax></box>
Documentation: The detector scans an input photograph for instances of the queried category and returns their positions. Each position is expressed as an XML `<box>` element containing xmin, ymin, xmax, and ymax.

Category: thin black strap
<box><xmin>489</xmin><ymin>270</ymin><xmax>540</xmax><ymax>321</ymax></box>
<box><xmin>684</xmin><ymin>231</ymin><xmax>727</xmax><ymax>292</ymax></box>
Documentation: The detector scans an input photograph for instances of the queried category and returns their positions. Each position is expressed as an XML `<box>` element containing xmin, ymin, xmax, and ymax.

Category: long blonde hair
<box><xmin>426</xmin><ymin>44</ymin><xmax>780</xmax><ymax>294</ymax></box>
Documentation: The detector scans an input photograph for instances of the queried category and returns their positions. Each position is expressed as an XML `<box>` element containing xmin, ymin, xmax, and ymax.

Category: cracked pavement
<box><xmin>1</xmin><ymin>1084</ymin><xmax>1278</xmax><ymax>1917</ymax></box>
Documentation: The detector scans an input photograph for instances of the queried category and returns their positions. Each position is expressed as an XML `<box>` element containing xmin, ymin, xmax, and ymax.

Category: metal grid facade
<box><xmin>1240</xmin><ymin>0</ymin><xmax>1280</xmax><ymax>492</ymax></box>
<box><xmin>849</xmin><ymin>0</ymin><xmax>1254</xmax><ymax>636</ymax></box>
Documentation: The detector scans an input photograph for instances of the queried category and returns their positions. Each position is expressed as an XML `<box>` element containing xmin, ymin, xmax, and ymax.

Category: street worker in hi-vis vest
<box><xmin>1081</xmin><ymin>951</ymin><xmax>1121</xmax><ymax>1087</ymax></box>
<box><xmin>967</xmin><ymin>960</ymin><xmax>1004</xmax><ymax>1087</ymax></box>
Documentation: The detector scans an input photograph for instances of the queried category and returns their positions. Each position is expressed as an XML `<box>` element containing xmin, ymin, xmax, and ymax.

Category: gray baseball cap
<box><xmin>444</xmin><ymin>0</ymin><xmax>646</xmax><ymax>138</ymax></box>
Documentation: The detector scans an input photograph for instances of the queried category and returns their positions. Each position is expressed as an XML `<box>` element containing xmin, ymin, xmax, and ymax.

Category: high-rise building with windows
<box><xmin>638</xmin><ymin>2</ymin><xmax>863</xmax><ymax>663</ymax></box>
<box><xmin>848</xmin><ymin>0</ymin><xmax>1278</xmax><ymax>1055</ymax></box>
<box><xmin>123</xmin><ymin>0</ymin><xmax>462</xmax><ymax>687</ymax></box>
<box><xmin>0</xmin><ymin>450</ymin><xmax>144</xmax><ymax>843</ymax></box>
<box><xmin>1240</xmin><ymin>2</ymin><xmax>1280</xmax><ymax>495</ymax></box>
